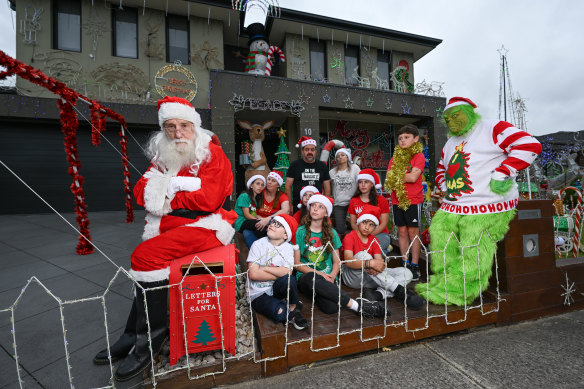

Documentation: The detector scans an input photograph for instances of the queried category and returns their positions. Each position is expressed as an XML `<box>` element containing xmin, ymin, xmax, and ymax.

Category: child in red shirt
<box><xmin>348</xmin><ymin>169</ymin><xmax>392</xmax><ymax>254</ymax></box>
<box><xmin>342</xmin><ymin>204</ymin><xmax>424</xmax><ymax>309</ymax></box>
<box><xmin>384</xmin><ymin>124</ymin><xmax>425</xmax><ymax>281</ymax></box>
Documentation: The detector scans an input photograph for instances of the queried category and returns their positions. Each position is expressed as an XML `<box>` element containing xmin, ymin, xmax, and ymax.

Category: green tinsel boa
<box><xmin>384</xmin><ymin>142</ymin><xmax>423</xmax><ymax>210</ymax></box>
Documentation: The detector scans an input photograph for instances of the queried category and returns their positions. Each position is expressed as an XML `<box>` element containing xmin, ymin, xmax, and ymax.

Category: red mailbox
<box><xmin>169</xmin><ymin>244</ymin><xmax>237</xmax><ymax>365</ymax></box>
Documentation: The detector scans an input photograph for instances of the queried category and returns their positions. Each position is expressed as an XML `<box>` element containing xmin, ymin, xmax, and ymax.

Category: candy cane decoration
<box><xmin>320</xmin><ymin>139</ymin><xmax>345</xmax><ymax>165</ymax></box>
<box><xmin>559</xmin><ymin>186</ymin><xmax>583</xmax><ymax>257</ymax></box>
<box><xmin>265</xmin><ymin>46</ymin><xmax>286</xmax><ymax>76</ymax></box>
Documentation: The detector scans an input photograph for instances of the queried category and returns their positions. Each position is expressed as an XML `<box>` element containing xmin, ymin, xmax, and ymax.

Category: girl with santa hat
<box><xmin>348</xmin><ymin>169</ymin><xmax>392</xmax><ymax>254</ymax></box>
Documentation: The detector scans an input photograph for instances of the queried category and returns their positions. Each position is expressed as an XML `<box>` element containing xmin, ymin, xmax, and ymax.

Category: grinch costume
<box><xmin>415</xmin><ymin>97</ymin><xmax>541</xmax><ymax>306</ymax></box>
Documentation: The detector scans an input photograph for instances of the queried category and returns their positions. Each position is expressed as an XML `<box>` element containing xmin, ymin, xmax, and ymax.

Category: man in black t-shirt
<box><xmin>285</xmin><ymin>136</ymin><xmax>331</xmax><ymax>214</ymax></box>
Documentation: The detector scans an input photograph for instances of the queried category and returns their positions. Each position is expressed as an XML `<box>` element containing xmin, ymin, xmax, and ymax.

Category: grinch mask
<box><xmin>443</xmin><ymin>105</ymin><xmax>480</xmax><ymax>137</ymax></box>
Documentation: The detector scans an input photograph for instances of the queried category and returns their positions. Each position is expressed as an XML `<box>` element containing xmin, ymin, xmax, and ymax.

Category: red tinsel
<box><xmin>90</xmin><ymin>102</ymin><xmax>102</xmax><ymax>146</ymax></box>
<box><xmin>0</xmin><ymin>50</ymin><xmax>134</xmax><ymax>254</ymax></box>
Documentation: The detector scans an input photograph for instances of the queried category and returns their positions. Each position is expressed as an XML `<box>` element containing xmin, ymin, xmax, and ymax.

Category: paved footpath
<box><xmin>230</xmin><ymin>310</ymin><xmax>584</xmax><ymax>389</ymax></box>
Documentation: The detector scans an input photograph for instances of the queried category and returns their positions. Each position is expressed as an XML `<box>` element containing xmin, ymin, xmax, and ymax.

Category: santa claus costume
<box><xmin>93</xmin><ymin>96</ymin><xmax>236</xmax><ymax>381</ymax></box>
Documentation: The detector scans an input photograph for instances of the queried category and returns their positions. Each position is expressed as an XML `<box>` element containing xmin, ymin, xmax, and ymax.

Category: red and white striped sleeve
<box><xmin>491</xmin><ymin>121</ymin><xmax>542</xmax><ymax>180</ymax></box>
<box><xmin>435</xmin><ymin>150</ymin><xmax>446</xmax><ymax>191</ymax></box>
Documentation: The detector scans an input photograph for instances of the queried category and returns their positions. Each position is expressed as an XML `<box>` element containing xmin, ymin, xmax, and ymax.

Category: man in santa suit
<box><xmin>93</xmin><ymin>96</ymin><xmax>236</xmax><ymax>381</ymax></box>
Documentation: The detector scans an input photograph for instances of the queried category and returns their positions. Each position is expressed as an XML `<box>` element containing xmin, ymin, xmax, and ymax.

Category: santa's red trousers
<box><xmin>131</xmin><ymin>225</ymin><xmax>221</xmax><ymax>272</ymax></box>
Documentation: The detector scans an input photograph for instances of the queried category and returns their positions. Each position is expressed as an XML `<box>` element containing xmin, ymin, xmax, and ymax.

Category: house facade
<box><xmin>2</xmin><ymin>0</ymin><xmax>446</xmax><ymax>213</ymax></box>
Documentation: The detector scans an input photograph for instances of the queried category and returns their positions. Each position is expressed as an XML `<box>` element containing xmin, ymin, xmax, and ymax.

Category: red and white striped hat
<box><xmin>157</xmin><ymin>96</ymin><xmax>202</xmax><ymax>129</ymax></box>
<box><xmin>444</xmin><ymin>97</ymin><xmax>479</xmax><ymax>113</ymax></box>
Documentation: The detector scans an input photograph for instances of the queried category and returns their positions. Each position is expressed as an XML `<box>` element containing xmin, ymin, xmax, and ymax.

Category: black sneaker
<box><xmin>362</xmin><ymin>288</ymin><xmax>384</xmax><ymax>301</ymax></box>
<box><xmin>356</xmin><ymin>298</ymin><xmax>389</xmax><ymax>319</ymax></box>
<box><xmin>393</xmin><ymin>285</ymin><xmax>425</xmax><ymax>310</ymax></box>
<box><xmin>290</xmin><ymin>310</ymin><xmax>309</xmax><ymax>330</ymax></box>
<box><xmin>295</xmin><ymin>300</ymin><xmax>304</xmax><ymax>312</ymax></box>
<box><xmin>409</xmin><ymin>264</ymin><xmax>421</xmax><ymax>281</ymax></box>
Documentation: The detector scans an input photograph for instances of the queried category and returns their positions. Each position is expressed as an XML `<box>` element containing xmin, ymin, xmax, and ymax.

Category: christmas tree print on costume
<box><xmin>305</xmin><ymin>236</ymin><xmax>330</xmax><ymax>272</ymax></box>
<box><xmin>192</xmin><ymin>319</ymin><xmax>216</xmax><ymax>346</ymax></box>
<box><xmin>445</xmin><ymin>141</ymin><xmax>473</xmax><ymax>201</ymax></box>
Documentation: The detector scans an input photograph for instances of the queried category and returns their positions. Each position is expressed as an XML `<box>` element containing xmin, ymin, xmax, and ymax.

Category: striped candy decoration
<box><xmin>560</xmin><ymin>186</ymin><xmax>583</xmax><ymax>257</ymax></box>
<box><xmin>265</xmin><ymin>46</ymin><xmax>286</xmax><ymax>76</ymax></box>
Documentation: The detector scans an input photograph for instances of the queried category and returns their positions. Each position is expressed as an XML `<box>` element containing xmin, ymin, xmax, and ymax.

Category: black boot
<box><xmin>393</xmin><ymin>284</ymin><xmax>425</xmax><ymax>310</ymax></box>
<box><xmin>93</xmin><ymin>303</ymin><xmax>137</xmax><ymax>365</ymax></box>
<box><xmin>115</xmin><ymin>280</ymin><xmax>168</xmax><ymax>382</ymax></box>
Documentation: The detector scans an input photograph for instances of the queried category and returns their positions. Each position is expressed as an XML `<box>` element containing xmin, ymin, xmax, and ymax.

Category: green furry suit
<box><xmin>415</xmin><ymin>209</ymin><xmax>515</xmax><ymax>306</ymax></box>
<box><xmin>414</xmin><ymin>99</ymin><xmax>541</xmax><ymax>306</ymax></box>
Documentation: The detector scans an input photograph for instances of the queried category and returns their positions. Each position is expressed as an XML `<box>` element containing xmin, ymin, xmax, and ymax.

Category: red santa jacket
<box><xmin>134</xmin><ymin>142</ymin><xmax>237</xmax><ymax>244</ymax></box>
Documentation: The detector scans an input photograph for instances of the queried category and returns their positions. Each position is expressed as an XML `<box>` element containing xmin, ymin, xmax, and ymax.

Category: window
<box><xmin>113</xmin><ymin>7</ymin><xmax>138</xmax><ymax>58</ymax></box>
<box><xmin>376</xmin><ymin>51</ymin><xmax>391</xmax><ymax>89</ymax></box>
<box><xmin>166</xmin><ymin>14</ymin><xmax>190</xmax><ymax>64</ymax></box>
<box><xmin>309</xmin><ymin>40</ymin><xmax>326</xmax><ymax>81</ymax></box>
<box><xmin>53</xmin><ymin>0</ymin><xmax>81</xmax><ymax>52</ymax></box>
<box><xmin>344</xmin><ymin>45</ymin><xmax>359</xmax><ymax>86</ymax></box>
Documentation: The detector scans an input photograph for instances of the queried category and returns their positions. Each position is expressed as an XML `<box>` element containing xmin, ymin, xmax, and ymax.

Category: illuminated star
<box><xmin>344</xmin><ymin>96</ymin><xmax>354</xmax><ymax>109</ymax></box>
<box><xmin>384</xmin><ymin>97</ymin><xmax>393</xmax><ymax>110</ymax></box>
<box><xmin>561</xmin><ymin>273</ymin><xmax>576</xmax><ymax>306</ymax></box>
<box><xmin>322</xmin><ymin>93</ymin><xmax>331</xmax><ymax>103</ymax></box>
<box><xmin>401</xmin><ymin>101</ymin><xmax>410</xmax><ymax>114</ymax></box>
<box><xmin>277</xmin><ymin>127</ymin><xmax>287</xmax><ymax>138</ymax></box>
<box><xmin>366</xmin><ymin>97</ymin><xmax>374</xmax><ymax>107</ymax></box>
<box><xmin>200</xmin><ymin>283</ymin><xmax>207</xmax><ymax>290</ymax></box>
<box><xmin>298</xmin><ymin>92</ymin><xmax>311</xmax><ymax>105</ymax></box>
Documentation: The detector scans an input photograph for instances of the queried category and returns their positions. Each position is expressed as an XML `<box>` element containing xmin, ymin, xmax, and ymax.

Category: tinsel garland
<box><xmin>90</xmin><ymin>102</ymin><xmax>102</xmax><ymax>145</ymax></box>
<box><xmin>0</xmin><ymin>50</ymin><xmax>134</xmax><ymax>251</ymax></box>
<box><xmin>384</xmin><ymin>142</ymin><xmax>424</xmax><ymax>210</ymax></box>
<box><xmin>58</xmin><ymin>98</ymin><xmax>94</xmax><ymax>254</ymax></box>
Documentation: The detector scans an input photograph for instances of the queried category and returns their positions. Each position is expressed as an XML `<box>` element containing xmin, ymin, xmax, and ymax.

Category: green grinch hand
<box><xmin>490</xmin><ymin>178</ymin><xmax>513</xmax><ymax>195</ymax></box>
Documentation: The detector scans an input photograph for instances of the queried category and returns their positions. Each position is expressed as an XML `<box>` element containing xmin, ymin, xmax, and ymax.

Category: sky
<box><xmin>1</xmin><ymin>0</ymin><xmax>583</xmax><ymax>136</ymax></box>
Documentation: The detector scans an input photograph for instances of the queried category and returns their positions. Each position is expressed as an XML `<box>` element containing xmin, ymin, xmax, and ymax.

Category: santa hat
<box><xmin>296</xmin><ymin>136</ymin><xmax>317</xmax><ymax>149</ymax></box>
<box><xmin>335</xmin><ymin>148</ymin><xmax>352</xmax><ymax>161</ymax></box>
<box><xmin>357</xmin><ymin>168</ymin><xmax>381</xmax><ymax>190</ymax></box>
<box><xmin>267</xmin><ymin>170</ymin><xmax>284</xmax><ymax>186</ymax></box>
<box><xmin>307</xmin><ymin>194</ymin><xmax>334</xmax><ymax>217</ymax></box>
<box><xmin>444</xmin><ymin>97</ymin><xmax>479</xmax><ymax>113</ymax></box>
<box><xmin>246</xmin><ymin>174</ymin><xmax>266</xmax><ymax>189</ymax></box>
<box><xmin>273</xmin><ymin>214</ymin><xmax>298</xmax><ymax>244</ymax></box>
<box><xmin>297</xmin><ymin>185</ymin><xmax>319</xmax><ymax>208</ymax></box>
<box><xmin>356</xmin><ymin>204</ymin><xmax>380</xmax><ymax>227</ymax></box>
<box><xmin>157</xmin><ymin>96</ymin><xmax>202</xmax><ymax>129</ymax></box>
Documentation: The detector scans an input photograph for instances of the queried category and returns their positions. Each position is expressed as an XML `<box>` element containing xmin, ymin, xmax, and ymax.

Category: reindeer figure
<box><xmin>347</xmin><ymin>66</ymin><xmax>371</xmax><ymax>88</ymax></box>
<box><xmin>371</xmin><ymin>67</ymin><xmax>389</xmax><ymax>91</ymax></box>
<box><xmin>237</xmin><ymin>120</ymin><xmax>273</xmax><ymax>183</ymax></box>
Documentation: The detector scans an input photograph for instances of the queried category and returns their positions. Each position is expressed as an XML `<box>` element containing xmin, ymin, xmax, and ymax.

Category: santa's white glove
<box><xmin>167</xmin><ymin>176</ymin><xmax>201</xmax><ymax>199</ymax></box>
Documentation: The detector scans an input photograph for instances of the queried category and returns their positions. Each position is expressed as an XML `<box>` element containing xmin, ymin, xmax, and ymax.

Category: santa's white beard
<box><xmin>155</xmin><ymin>136</ymin><xmax>197</xmax><ymax>174</ymax></box>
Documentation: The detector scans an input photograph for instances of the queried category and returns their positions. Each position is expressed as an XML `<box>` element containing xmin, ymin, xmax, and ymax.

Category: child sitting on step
<box><xmin>234</xmin><ymin>175</ymin><xmax>266</xmax><ymax>248</ymax></box>
<box><xmin>342</xmin><ymin>204</ymin><xmax>425</xmax><ymax>310</ymax></box>
<box><xmin>247</xmin><ymin>214</ymin><xmax>309</xmax><ymax>330</ymax></box>
<box><xmin>292</xmin><ymin>185</ymin><xmax>319</xmax><ymax>224</ymax></box>
<box><xmin>294</xmin><ymin>194</ymin><xmax>387</xmax><ymax>319</ymax></box>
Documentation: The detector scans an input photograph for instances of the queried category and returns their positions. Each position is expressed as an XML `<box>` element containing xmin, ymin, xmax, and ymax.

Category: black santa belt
<box><xmin>168</xmin><ymin>198</ymin><xmax>231</xmax><ymax>220</ymax></box>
